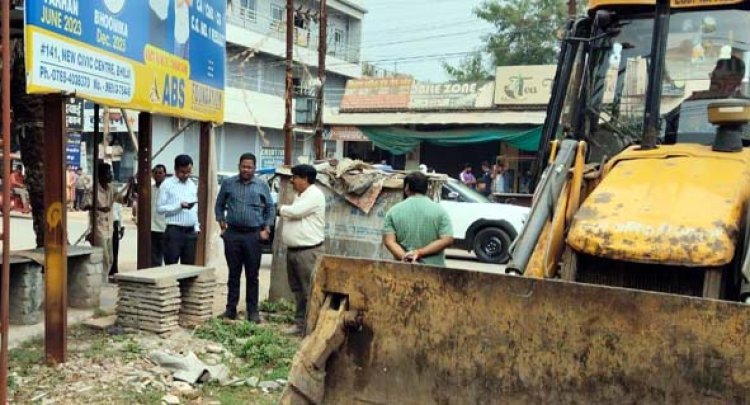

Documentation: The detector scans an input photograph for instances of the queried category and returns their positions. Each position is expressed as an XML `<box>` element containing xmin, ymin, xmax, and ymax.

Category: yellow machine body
<box><xmin>568</xmin><ymin>144</ymin><xmax>750</xmax><ymax>266</ymax></box>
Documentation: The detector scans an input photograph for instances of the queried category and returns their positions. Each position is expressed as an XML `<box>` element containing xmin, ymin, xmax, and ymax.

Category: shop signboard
<box><xmin>409</xmin><ymin>81</ymin><xmax>495</xmax><ymax>110</ymax></box>
<box><xmin>495</xmin><ymin>65</ymin><xmax>617</xmax><ymax>105</ymax></box>
<box><xmin>260</xmin><ymin>146</ymin><xmax>285</xmax><ymax>169</ymax></box>
<box><xmin>82</xmin><ymin>105</ymin><xmax>138</xmax><ymax>132</ymax></box>
<box><xmin>25</xmin><ymin>0</ymin><xmax>226</xmax><ymax>123</ymax></box>
<box><xmin>66</xmin><ymin>132</ymin><xmax>82</xmax><ymax>168</ymax></box>
<box><xmin>66</xmin><ymin>98</ymin><xmax>84</xmax><ymax>131</ymax></box>
<box><xmin>495</xmin><ymin>65</ymin><xmax>556</xmax><ymax>105</ymax></box>
<box><xmin>340</xmin><ymin>78</ymin><xmax>413</xmax><ymax>112</ymax></box>
<box><xmin>329</xmin><ymin>126</ymin><xmax>369</xmax><ymax>142</ymax></box>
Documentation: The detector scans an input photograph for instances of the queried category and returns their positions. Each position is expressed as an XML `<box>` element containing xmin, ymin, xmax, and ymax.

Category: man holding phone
<box><xmin>157</xmin><ymin>154</ymin><xmax>200</xmax><ymax>265</ymax></box>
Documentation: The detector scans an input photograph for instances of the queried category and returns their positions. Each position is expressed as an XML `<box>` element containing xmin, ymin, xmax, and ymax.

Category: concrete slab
<box><xmin>115</xmin><ymin>264</ymin><xmax>214</xmax><ymax>284</ymax></box>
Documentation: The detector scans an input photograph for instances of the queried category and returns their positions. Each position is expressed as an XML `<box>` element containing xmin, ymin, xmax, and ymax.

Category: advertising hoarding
<box><xmin>25</xmin><ymin>0</ymin><xmax>226</xmax><ymax>123</ymax></box>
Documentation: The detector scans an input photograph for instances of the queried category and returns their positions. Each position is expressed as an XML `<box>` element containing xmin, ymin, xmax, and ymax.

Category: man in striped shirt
<box><xmin>157</xmin><ymin>154</ymin><xmax>199</xmax><ymax>265</ymax></box>
<box><xmin>215</xmin><ymin>153</ymin><xmax>275</xmax><ymax>323</ymax></box>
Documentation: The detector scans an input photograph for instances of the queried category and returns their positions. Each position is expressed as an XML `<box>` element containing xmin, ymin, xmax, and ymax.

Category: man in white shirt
<box><xmin>157</xmin><ymin>155</ymin><xmax>199</xmax><ymax>265</ymax></box>
<box><xmin>279</xmin><ymin>164</ymin><xmax>326</xmax><ymax>335</ymax></box>
<box><xmin>151</xmin><ymin>164</ymin><xmax>168</xmax><ymax>266</ymax></box>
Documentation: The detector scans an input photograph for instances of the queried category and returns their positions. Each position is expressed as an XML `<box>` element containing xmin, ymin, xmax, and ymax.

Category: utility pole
<box><xmin>284</xmin><ymin>0</ymin><xmax>294</xmax><ymax>166</ymax></box>
<box><xmin>314</xmin><ymin>0</ymin><xmax>327</xmax><ymax>160</ymax></box>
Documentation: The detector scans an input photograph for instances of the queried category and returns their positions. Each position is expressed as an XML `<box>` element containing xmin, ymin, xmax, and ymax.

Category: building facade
<box><xmin>152</xmin><ymin>0</ymin><xmax>366</xmax><ymax>173</ymax></box>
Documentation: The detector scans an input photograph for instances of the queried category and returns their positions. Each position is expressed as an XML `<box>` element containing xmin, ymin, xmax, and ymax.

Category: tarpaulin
<box><xmin>359</xmin><ymin>126</ymin><xmax>542</xmax><ymax>155</ymax></box>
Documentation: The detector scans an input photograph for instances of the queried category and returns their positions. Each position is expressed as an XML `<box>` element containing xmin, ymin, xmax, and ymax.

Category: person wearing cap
<box><xmin>279</xmin><ymin>164</ymin><xmax>326</xmax><ymax>336</ymax></box>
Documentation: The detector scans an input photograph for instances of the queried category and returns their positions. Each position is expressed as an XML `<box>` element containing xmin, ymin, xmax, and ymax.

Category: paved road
<box><xmin>9</xmin><ymin>213</ymin><xmax>505</xmax><ymax>311</ymax></box>
<box><xmin>445</xmin><ymin>249</ymin><xmax>507</xmax><ymax>274</ymax></box>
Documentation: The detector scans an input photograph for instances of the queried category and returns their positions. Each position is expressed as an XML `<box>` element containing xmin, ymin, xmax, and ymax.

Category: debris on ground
<box><xmin>8</xmin><ymin>300</ymin><xmax>301</xmax><ymax>404</ymax></box>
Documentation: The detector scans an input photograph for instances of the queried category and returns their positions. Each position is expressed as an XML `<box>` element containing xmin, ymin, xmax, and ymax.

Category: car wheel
<box><xmin>473</xmin><ymin>227</ymin><xmax>512</xmax><ymax>264</ymax></box>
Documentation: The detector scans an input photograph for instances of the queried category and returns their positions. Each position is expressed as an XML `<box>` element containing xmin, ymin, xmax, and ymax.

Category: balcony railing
<box><xmin>227</xmin><ymin>6</ymin><xmax>361</xmax><ymax>64</ymax></box>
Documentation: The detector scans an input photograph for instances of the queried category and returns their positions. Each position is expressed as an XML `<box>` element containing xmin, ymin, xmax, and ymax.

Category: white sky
<box><xmin>361</xmin><ymin>0</ymin><xmax>493</xmax><ymax>82</ymax></box>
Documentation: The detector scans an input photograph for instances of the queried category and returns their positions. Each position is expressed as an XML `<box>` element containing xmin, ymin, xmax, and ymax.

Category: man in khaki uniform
<box><xmin>85</xmin><ymin>162</ymin><xmax>130</xmax><ymax>282</ymax></box>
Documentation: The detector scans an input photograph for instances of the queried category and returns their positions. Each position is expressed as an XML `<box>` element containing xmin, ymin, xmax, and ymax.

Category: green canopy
<box><xmin>358</xmin><ymin>126</ymin><xmax>542</xmax><ymax>155</ymax></box>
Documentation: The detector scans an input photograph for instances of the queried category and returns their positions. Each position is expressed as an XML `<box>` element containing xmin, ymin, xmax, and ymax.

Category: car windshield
<box><xmin>444</xmin><ymin>179</ymin><xmax>491</xmax><ymax>203</ymax></box>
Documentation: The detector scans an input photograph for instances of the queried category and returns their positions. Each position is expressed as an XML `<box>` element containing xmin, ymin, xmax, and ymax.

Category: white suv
<box><xmin>438</xmin><ymin>178</ymin><xmax>529</xmax><ymax>264</ymax></box>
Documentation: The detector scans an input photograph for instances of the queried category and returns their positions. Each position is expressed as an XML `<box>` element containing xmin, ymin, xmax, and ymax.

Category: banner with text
<box><xmin>25</xmin><ymin>0</ymin><xmax>226</xmax><ymax>123</ymax></box>
<box><xmin>340</xmin><ymin>78</ymin><xmax>414</xmax><ymax>112</ymax></box>
<box><xmin>410</xmin><ymin>81</ymin><xmax>495</xmax><ymax>110</ymax></box>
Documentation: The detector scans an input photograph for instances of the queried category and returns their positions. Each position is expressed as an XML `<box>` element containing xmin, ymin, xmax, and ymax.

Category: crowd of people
<box><xmin>459</xmin><ymin>159</ymin><xmax>510</xmax><ymax>196</ymax></box>
<box><xmin>74</xmin><ymin>152</ymin><xmax>458</xmax><ymax>338</ymax></box>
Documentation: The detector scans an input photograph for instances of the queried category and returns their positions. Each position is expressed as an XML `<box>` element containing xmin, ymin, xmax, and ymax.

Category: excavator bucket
<box><xmin>301</xmin><ymin>255</ymin><xmax>750</xmax><ymax>404</ymax></box>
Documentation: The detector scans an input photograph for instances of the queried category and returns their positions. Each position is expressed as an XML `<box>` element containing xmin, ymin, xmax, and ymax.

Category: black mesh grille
<box><xmin>577</xmin><ymin>256</ymin><xmax>707</xmax><ymax>297</ymax></box>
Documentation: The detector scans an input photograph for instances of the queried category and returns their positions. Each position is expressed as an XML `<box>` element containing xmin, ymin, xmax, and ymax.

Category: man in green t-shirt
<box><xmin>383</xmin><ymin>172</ymin><xmax>454</xmax><ymax>266</ymax></box>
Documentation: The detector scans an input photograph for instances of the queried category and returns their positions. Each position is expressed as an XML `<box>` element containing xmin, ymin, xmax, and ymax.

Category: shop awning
<box><xmin>359</xmin><ymin>126</ymin><xmax>542</xmax><ymax>155</ymax></box>
<box><xmin>326</xmin><ymin>111</ymin><xmax>546</xmax><ymax>126</ymax></box>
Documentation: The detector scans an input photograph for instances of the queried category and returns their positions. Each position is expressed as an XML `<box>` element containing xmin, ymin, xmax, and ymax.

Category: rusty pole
<box><xmin>284</xmin><ymin>0</ymin><xmax>294</xmax><ymax>166</ymax></box>
<box><xmin>0</xmin><ymin>0</ymin><xmax>12</xmax><ymax>400</ymax></box>
<box><xmin>43</xmin><ymin>94</ymin><xmax>68</xmax><ymax>364</ymax></box>
<box><xmin>195</xmin><ymin>123</ymin><xmax>211</xmax><ymax>266</ymax></box>
<box><xmin>314</xmin><ymin>0</ymin><xmax>327</xmax><ymax>160</ymax></box>
<box><xmin>136</xmin><ymin>113</ymin><xmax>152</xmax><ymax>269</ymax></box>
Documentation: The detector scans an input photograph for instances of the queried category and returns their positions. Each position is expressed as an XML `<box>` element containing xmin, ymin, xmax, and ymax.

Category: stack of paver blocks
<box><xmin>178</xmin><ymin>273</ymin><xmax>217</xmax><ymax>327</ymax></box>
<box><xmin>115</xmin><ymin>265</ymin><xmax>216</xmax><ymax>334</ymax></box>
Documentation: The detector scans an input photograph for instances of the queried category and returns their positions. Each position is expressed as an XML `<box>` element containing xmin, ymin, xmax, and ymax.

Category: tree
<box><xmin>9</xmin><ymin>39</ymin><xmax>46</xmax><ymax>247</ymax></box>
<box><xmin>442</xmin><ymin>53</ymin><xmax>491</xmax><ymax>82</ymax></box>
<box><xmin>444</xmin><ymin>0</ymin><xmax>568</xmax><ymax>80</ymax></box>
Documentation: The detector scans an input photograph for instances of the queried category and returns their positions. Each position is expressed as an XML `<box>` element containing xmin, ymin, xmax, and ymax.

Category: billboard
<box><xmin>25</xmin><ymin>0</ymin><xmax>226</xmax><ymax>123</ymax></box>
<box><xmin>410</xmin><ymin>81</ymin><xmax>495</xmax><ymax>110</ymax></box>
<box><xmin>340</xmin><ymin>78</ymin><xmax>413</xmax><ymax>112</ymax></box>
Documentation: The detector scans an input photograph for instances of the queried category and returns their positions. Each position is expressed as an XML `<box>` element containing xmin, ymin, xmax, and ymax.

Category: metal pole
<box><xmin>314</xmin><ymin>0</ymin><xmax>327</xmax><ymax>160</ymax></box>
<box><xmin>195</xmin><ymin>123</ymin><xmax>211</xmax><ymax>266</ymax></box>
<box><xmin>137</xmin><ymin>113</ymin><xmax>152</xmax><ymax>270</ymax></box>
<box><xmin>0</xmin><ymin>0</ymin><xmax>12</xmax><ymax>400</ymax></box>
<box><xmin>91</xmin><ymin>104</ymin><xmax>100</xmax><ymax>246</ymax></box>
<box><xmin>641</xmin><ymin>0</ymin><xmax>670</xmax><ymax>150</ymax></box>
<box><xmin>284</xmin><ymin>0</ymin><xmax>294</xmax><ymax>166</ymax></box>
<box><xmin>43</xmin><ymin>94</ymin><xmax>67</xmax><ymax>364</ymax></box>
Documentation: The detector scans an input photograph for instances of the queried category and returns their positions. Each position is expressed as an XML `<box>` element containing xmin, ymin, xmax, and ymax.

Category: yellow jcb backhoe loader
<box><xmin>281</xmin><ymin>0</ymin><xmax>750</xmax><ymax>402</ymax></box>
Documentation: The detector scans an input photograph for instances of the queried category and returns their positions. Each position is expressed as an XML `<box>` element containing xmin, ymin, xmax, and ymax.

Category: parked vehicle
<box><xmin>439</xmin><ymin>178</ymin><xmax>528</xmax><ymax>263</ymax></box>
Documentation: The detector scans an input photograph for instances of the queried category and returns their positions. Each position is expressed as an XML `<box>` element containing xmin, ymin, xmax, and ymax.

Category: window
<box><xmin>271</xmin><ymin>5</ymin><xmax>284</xmax><ymax>26</ymax></box>
<box><xmin>238</xmin><ymin>0</ymin><xmax>256</xmax><ymax>22</ymax></box>
<box><xmin>333</xmin><ymin>29</ymin><xmax>344</xmax><ymax>45</ymax></box>
<box><xmin>331</xmin><ymin>28</ymin><xmax>345</xmax><ymax>56</ymax></box>
<box><xmin>294</xmin><ymin>14</ymin><xmax>307</xmax><ymax>29</ymax></box>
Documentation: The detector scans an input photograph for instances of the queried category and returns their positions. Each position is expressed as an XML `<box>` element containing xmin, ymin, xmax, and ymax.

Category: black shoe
<box><xmin>247</xmin><ymin>312</ymin><xmax>263</xmax><ymax>324</ymax></box>
<box><xmin>219</xmin><ymin>310</ymin><xmax>237</xmax><ymax>320</ymax></box>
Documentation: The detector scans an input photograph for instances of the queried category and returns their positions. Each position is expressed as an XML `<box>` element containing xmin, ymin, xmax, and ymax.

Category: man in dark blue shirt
<box><xmin>215</xmin><ymin>153</ymin><xmax>276</xmax><ymax>323</ymax></box>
